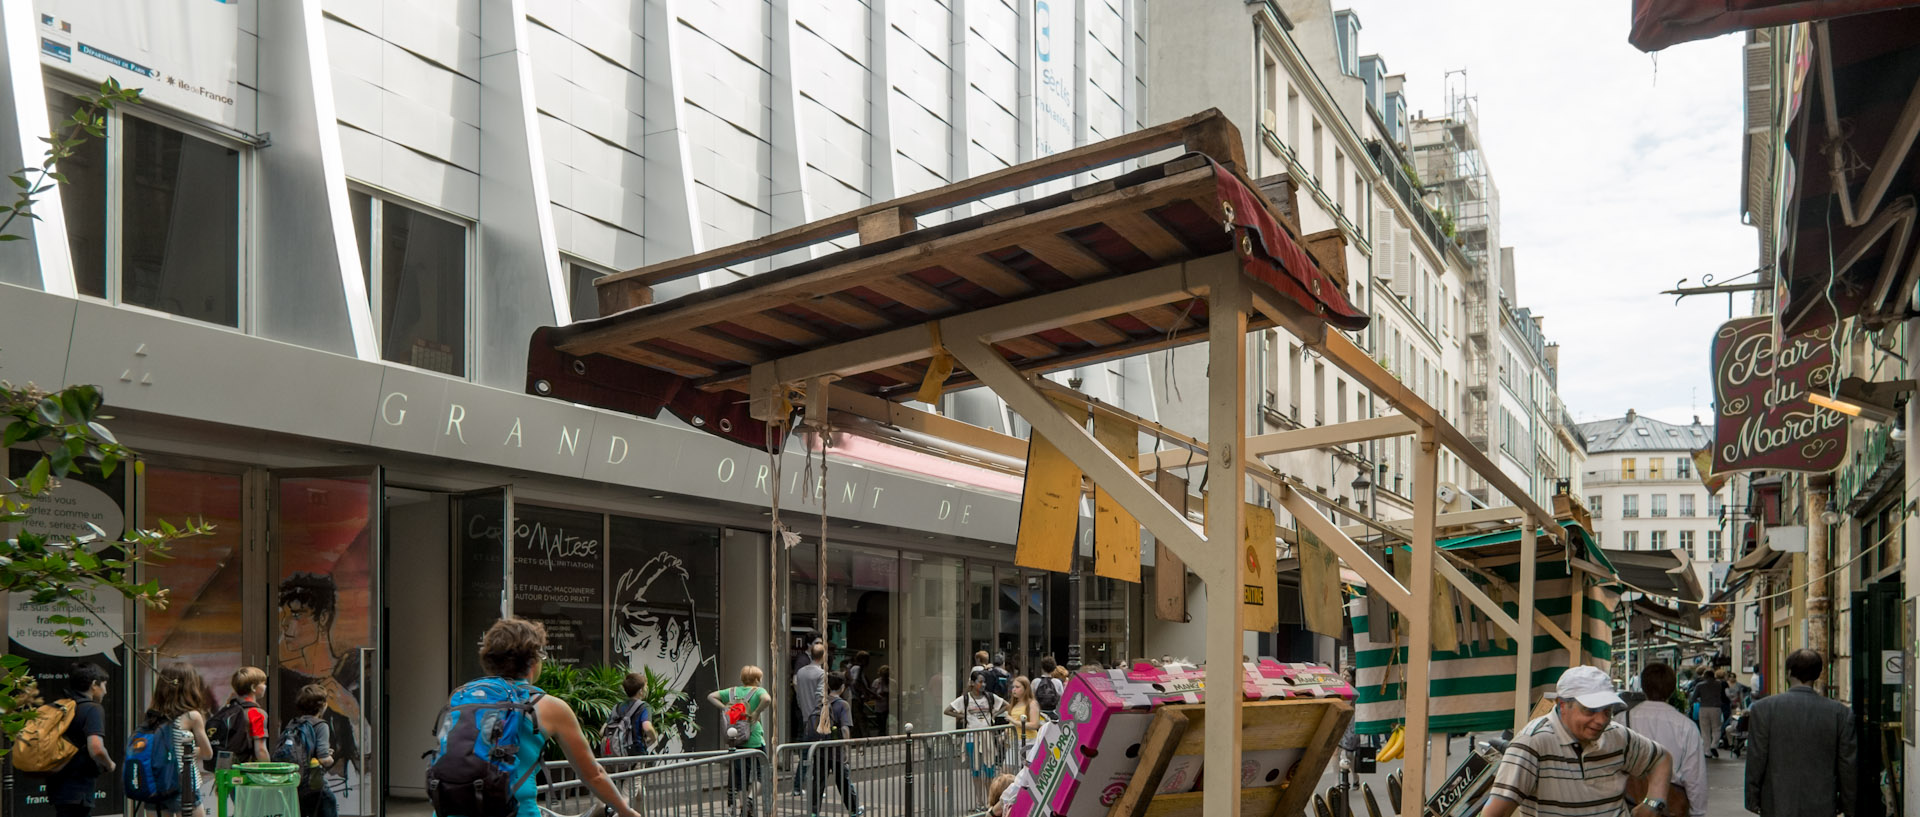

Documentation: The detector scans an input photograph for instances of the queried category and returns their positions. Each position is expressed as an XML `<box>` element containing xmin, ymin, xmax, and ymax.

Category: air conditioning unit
<box><xmin>1436</xmin><ymin>484</ymin><xmax>1458</xmax><ymax>505</ymax></box>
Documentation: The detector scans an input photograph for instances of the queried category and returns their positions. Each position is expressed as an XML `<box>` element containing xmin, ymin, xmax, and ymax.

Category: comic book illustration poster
<box><xmin>608</xmin><ymin>517</ymin><xmax>721</xmax><ymax>753</ymax></box>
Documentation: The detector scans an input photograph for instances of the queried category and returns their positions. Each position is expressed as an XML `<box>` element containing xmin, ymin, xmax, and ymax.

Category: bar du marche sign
<box><xmin>1710</xmin><ymin>316</ymin><xmax>1846</xmax><ymax>474</ymax></box>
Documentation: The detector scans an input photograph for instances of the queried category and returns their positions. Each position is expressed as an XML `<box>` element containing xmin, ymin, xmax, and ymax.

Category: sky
<box><xmin>1339</xmin><ymin>0</ymin><xmax>1755</xmax><ymax>426</ymax></box>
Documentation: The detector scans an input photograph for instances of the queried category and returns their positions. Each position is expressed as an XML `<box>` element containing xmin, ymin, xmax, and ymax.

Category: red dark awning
<box><xmin>1629</xmin><ymin>0</ymin><xmax>1920</xmax><ymax>52</ymax></box>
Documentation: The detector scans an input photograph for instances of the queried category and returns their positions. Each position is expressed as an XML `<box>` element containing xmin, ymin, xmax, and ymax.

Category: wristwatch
<box><xmin>1640</xmin><ymin>797</ymin><xmax>1668</xmax><ymax>816</ymax></box>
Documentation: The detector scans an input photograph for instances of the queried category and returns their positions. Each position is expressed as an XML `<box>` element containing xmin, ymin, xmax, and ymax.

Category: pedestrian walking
<box><xmin>1483</xmin><ymin>666</ymin><xmax>1674</xmax><ymax>817</ymax></box>
<box><xmin>710</xmin><ymin>665</ymin><xmax>771</xmax><ymax>817</ymax></box>
<box><xmin>134</xmin><ymin>663</ymin><xmax>214</xmax><ymax>817</ymax></box>
<box><xmin>1622</xmin><ymin>663</ymin><xmax>1705</xmax><ymax>817</ymax></box>
<box><xmin>1745</xmin><ymin>649</ymin><xmax>1856</xmax><ymax>817</ymax></box>
<box><xmin>278</xmin><ymin>684</ymin><xmax>336</xmax><ymax>817</ymax></box>
<box><xmin>425</xmin><ymin>618</ymin><xmax>642</xmax><ymax>817</ymax></box>
<box><xmin>45</xmin><ymin>662</ymin><xmax>117</xmax><ymax>817</ymax></box>
<box><xmin>946</xmin><ymin>670</ymin><xmax>1009</xmax><ymax>807</ymax></box>
<box><xmin>1693</xmin><ymin>670</ymin><xmax>1728</xmax><ymax>757</ymax></box>
<box><xmin>792</xmin><ymin>642</ymin><xmax>827</xmax><ymax>798</ymax></box>
<box><xmin>1005</xmin><ymin>677</ymin><xmax>1046</xmax><ymax>768</ymax></box>
<box><xmin>804</xmin><ymin>674</ymin><xmax>863</xmax><ymax>816</ymax></box>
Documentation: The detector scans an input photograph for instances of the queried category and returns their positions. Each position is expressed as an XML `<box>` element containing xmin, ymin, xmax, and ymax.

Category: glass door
<box><xmin>269</xmin><ymin>468</ymin><xmax>383</xmax><ymax>817</ymax></box>
<box><xmin>450</xmin><ymin>486</ymin><xmax>513</xmax><ymax>683</ymax></box>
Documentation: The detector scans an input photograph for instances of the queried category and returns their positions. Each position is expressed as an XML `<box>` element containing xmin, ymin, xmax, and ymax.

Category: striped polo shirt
<box><xmin>1489</xmin><ymin>709</ymin><xmax>1667</xmax><ymax>817</ymax></box>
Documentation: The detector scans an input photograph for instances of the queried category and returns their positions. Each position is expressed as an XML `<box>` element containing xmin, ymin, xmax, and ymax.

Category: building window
<box><xmin>350</xmin><ymin>191</ymin><xmax>469</xmax><ymax>376</ymax></box>
<box><xmin>1648</xmin><ymin>458</ymin><xmax>1663</xmax><ymax>480</ymax></box>
<box><xmin>1679</xmin><ymin>530</ymin><xmax>1694</xmax><ymax>553</ymax></box>
<box><xmin>1709</xmin><ymin>494</ymin><xmax>1724</xmax><ymax>518</ymax></box>
<box><xmin>1623</xmin><ymin>458</ymin><xmax>1636</xmax><ymax>480</ymax></box>
<box><xmin>566</xmin><ymin>258</ymin><xmax>612</xmax><ymax>321</ymax></box>
<box><xmin>1677</xmin><ymin>457</ymin><xmax>1692</xmax><ymax>479</ymax></box>
<box><xmin>1651</xmin><ymin>494</ymin><xmax>1667</xmax><ymax>517</ymax></box>
<box><xmin>1622</xmin><ymin>495</ymin><xmax>1639</xmax><ymax>518</ymax></box>
<box><xmin>50</xmin><ymin>92</ymin><xmax>242</xmax><ymax>327</ymax></box>
<box><xmin>1623</xmin><ymin>530</ymin><xmax>1639</xmax><ymax>550</ymax></box>
<box><xmin>1679</xmin><ymin>494</ymin><xmax>1695</xmax><ymax>517</ymax></box>
<box><xmin>1588</xmin><ymin>495</ymin><xmax>1602</xmax><ymax>517</ymax></box>
<box><xmin>1650</xmin><ymin>530</ymin><xmax>1666</xmax><ymax>549</ymax></box>
<box><xmin>1709</xmin><ymin>530</ymin><xmax>1724</xmax><ymax>561</ymax></box>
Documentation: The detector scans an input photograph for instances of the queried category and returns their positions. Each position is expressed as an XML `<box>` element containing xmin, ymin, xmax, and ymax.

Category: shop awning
<box><xmin>1429</xmin><ymin>519</ymin><xmax>1618</xmax><ymax>579</ymax></box>
<box><xmin>1598</xmin><ymin>547</ymin><xmax>1706</xmax><ymax>604</ymax></box>
<box><xmin>1769</xmin><ymin>8</ymin><xmax>1920</xmax><ymax>334</ymax></box>
<box><xmin>1628</xmin><ymin>0</ymin><xmax>1920</xmax><ymax>52</ymax></box>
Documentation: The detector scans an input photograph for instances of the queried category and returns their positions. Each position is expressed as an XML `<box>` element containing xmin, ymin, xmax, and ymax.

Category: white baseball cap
<box><xmin>1554</xmin><ymin>666</ymin><xmax>1625</xmax><ymax>711</ymax></box>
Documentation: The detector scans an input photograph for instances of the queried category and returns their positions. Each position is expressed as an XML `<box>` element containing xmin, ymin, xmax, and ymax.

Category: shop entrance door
<box><xmin>268</xmin><ymin>467</ymin><xmax>384</xmax><ymax>817</ymax></box>
<box><xmin>994</xmin><ymin>567</ymin><xmax>1050</xmax><ymax>678</ymax></box>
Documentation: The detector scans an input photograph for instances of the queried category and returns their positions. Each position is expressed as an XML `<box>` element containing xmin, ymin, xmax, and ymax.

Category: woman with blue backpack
<box><xmin>426</xmin><ymin>618</ymin><xmax>643</xmax><ymax>817</ymax></box>
<box><xmin>127</xmin><ymin>663</ymin><xmax>214</xmax><ymax>817</ymax></box>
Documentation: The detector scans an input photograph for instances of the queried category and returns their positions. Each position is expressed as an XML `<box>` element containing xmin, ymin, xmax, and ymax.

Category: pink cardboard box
<box><xmin>1010</xmin><ymin>661</ymin><xmax>1350</xmax><ymax>817</ymax></box>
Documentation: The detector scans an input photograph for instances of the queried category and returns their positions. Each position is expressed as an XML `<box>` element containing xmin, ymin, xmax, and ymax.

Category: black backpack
<box><xmin>1034</xmin><ymin>677</ymin><xmax>1063</xmax><ymax>717</ymax></box>
<box><xmin>270</xmin><ymin>716</ymin><xmax>328</xmax><ymax>793</ymax></box>
<box><xmin>426</xmin><ymin>678</ymin><xmax>546</xmax><ymax>817</ymax></box>
<box><xmin>205</xmin><ymin>698</ymin><xmax>260</xmax><ymax>772</ymax></box>
<box><xmin>984</xmin><ymin>667</ymin><xmax>1012</xmax><ymax>701</ymax></box>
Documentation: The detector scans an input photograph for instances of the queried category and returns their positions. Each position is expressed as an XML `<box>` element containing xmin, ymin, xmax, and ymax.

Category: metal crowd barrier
<box><xmin>536</xmin><ymin>749</ymin><xmax>772</xmax><ymax>817</ymax></box>
<box><xmin>772</xmin><ymin>724</ymin><xmax>1021</xmax><ymax>817</ymax></box>
<box><xmin>533</xmin><ymin>723</ymin><xmax>1020</xmax><ymax>817</ymax></box>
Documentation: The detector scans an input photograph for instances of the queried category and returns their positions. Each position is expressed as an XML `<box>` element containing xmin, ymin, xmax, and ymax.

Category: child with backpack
<box><xmin>706</xmin><ymin>665</ymin><xmax>770</xmax><ymax>817</ymax></box>
<box><xmin>426</xmin><ymin>619</ymin><xmax>640</xmax><ymax>817</ymax></box>
<box><xmin>805</xmin><ymin>674</ymin><xmax>862</xmax><ymax>817</ymax></box>
<box><xmin>126</xmin><ymin>663</ymin><xmax>214</xmax><ymax>817</ymax></box>
<box><xmin>15</xmin><ymin>662</ymin><xmax>116</xmax><ymax>817</ymax></box>
<box><xmin>273</xmin><ymin>684</ymin><xmax>336</xmax><ymax>817</ymax></box>
<box><xmin>1034</xmin><ymin>657</ymin><xmax>1065</xmax><ymax>720</ymax></box>
<box><xmin>600</xmin><ymin>673</ymin><xmax>656</xmax><ymax>757</ymax></box>
<box><xmin>207</xmin><ymin>667</ymin><xmax>271</xmax><ymax>767</ymax></box>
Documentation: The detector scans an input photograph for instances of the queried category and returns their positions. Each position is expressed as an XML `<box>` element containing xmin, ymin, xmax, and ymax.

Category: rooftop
<box><xmin>1576</xmin><ymin>410</ymin><xmax>1711</xmax><ymax>454</ymax></box>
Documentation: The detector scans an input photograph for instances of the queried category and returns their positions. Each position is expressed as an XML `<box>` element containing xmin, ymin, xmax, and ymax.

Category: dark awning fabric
<box><xmin>1628</xmin><ymin>0</ymin><xmax>1920</xmax><ymax>52</ymax></box>
<box><xmin>1598</xmin><ymin>547</ymin><xmax>1705</xmax><ymax>603</ymax></box>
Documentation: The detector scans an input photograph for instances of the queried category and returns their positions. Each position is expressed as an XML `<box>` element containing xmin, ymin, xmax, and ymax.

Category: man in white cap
<box><xmin>1482</xmin><ymin>665</ymin><xmax>1675</xmax><ymax>817</ymax></box>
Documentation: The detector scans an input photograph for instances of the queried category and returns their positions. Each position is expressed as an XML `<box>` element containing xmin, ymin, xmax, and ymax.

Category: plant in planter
<box><xmin>534</xmin><ymin>662</ymin><xmax>627</xmax><ymax>759</ymax></box>
<box><xmin>637</xmin><ymin>666</ymin><xmax>691</xmax><ymax>753</ymax></box>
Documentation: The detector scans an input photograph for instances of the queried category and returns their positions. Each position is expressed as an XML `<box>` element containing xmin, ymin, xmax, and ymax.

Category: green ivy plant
<box><xmin>0</xmin><ymin>382</ymin><xmax>212</xmax><ymax>737</ymax></box>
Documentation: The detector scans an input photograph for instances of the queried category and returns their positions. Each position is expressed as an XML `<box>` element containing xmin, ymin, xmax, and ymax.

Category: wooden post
<box><xmin>1401</xmin><ymin>426</ymin><xmax>1438</xmax><ymax>809</ymax></box>
<box><xmin>1516</xmin><ymin>514</ymin><xmax>1538</xmax><ymax>732</ymax></box>
<box><xmin>1201</xmin><ymin>267</ymin><xmax>1248</xmax><ymax>817</ymax></box>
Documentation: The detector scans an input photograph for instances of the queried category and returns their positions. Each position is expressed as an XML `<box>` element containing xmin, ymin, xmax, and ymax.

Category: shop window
<box><xmin>141</xmin><ymin>466</ymin><xmax>247</xmax><ymax>690</ymax></box>
<box><xmin>608</xmin><ymin>516</ymin><xmax>722</xmax><ymax>752</ymax></box>
<box><xmin>351</xmin><ymin>190</ymin><xmax>469</xmax><ymax>376</ymax></box>
<box><xmin>49</xmin><ymin>92</ymin><xmax>241</xmax><ymax>326</ymax></box>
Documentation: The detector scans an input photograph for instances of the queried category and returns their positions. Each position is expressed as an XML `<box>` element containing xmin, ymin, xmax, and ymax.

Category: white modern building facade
<box><xmin>0</xmin><ymin>2</ymin><xmax>1152</xmax><ymax>815</ymax></box>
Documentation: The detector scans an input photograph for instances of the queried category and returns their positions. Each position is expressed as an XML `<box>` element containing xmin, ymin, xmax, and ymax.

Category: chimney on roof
<box><xmin>1626</xmin><ymin>408</ymin><xmax>1637</xmax><ymax>421</ymax></box>
<box><xmin>1693</xmin><ymin>415</ymin><xmax>1701</xmax><ymax>426</ymax></box>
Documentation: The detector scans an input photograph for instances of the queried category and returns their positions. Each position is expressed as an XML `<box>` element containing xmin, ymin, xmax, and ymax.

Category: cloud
<box><xmin>1342</xmin><ymin>0</ymin><xmax>1753</xmax><ymax>427</ymax></box>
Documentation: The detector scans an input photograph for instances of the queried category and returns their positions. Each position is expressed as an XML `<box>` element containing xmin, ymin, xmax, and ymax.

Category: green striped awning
<box><xmin>1349</xmin><ymin>522</ymin><xmax>1615</xmax><ymax>735</ymax></box>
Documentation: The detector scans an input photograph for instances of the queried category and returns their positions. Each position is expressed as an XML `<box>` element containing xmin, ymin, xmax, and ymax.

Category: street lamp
<box><xmin>1805</xmin><ymin>377</ymin><xmax>1916</xmax><ymax>424</ymax></box>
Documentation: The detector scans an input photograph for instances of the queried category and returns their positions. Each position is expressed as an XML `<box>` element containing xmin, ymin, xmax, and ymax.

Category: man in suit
<box><xmin>1746</xmin><ymin>649</ymin><xmax>1856</xmax><ymax>817</ymax></box>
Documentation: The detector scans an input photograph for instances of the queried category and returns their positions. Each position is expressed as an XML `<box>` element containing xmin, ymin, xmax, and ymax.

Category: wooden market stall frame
<box><xmin>527</xmin><ymin>109</ymin><xmax>1594</xmax><ymax>817</ymax></box>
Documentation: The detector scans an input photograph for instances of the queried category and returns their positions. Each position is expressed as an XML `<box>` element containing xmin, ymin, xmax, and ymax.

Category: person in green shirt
<box><xmin>709</xmin><ymin>665</ymin><xmax>771</xmax><ymax>816</ymax></box>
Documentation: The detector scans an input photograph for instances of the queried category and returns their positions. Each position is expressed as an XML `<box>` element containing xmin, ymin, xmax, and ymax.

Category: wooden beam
<box><xmin>1275</xmin><ymin>484</ymin><xmax>1411</xmax><ymax>612</ymax></box>
<box><xmin>1022</xmin><ymin>232</ymin><xmax>1112</xmax><ymax>279</ymax></box>
<box><xmin>1536</xmin><ymin>608</ymin><xmax>1579</xmax><ymax>656</ymax></box>
<box><xmin>1244</xmin><ymin>282</ymin><xmax>1563</xmax><ymax>545</ymax></box>
<box><xmin>1105</xmin><ymin>209</ymin><xmax>1193</xmax><ymax>262</ymax></box>
<box><xmin>592</xmin><ymin>108</ymin><xmax>1240</xmax><ymax>292</ymax></box>
<box><xmin>1140</xmin><ymin>414</ymin><xmax>1416</xmax><ymax>472</ymax></box>
<box><xmin>940</xmin><ymin>254</ymin><xmax>1034</xmax><ymax>298</ymax></box>
<box><xmin>856</xmin><ymin>207</ymin><xmax>916</xmax><ymax>242</ymax></box>
<box><xmin>1516</xmin><ymin>513</ymin><xmax>1539</xmax><ymax>731</ymax></box>
<box><xmin>825</xmin><ymin>386</ymin><xmax>1026</xmax><ymax>462</ymax></box>
<box><xmin>1201</xmin><ymin>261</ymin><xmax>1247</xmax><ymax>817</ymax></box>
<box><xmin>560</xmin><ymin>167</ymin><xmax>1217</xmax><ymax>353</ymax></box>
<box><xmin>1402</xmin><ymin>426</ymin><xmax>1438</xmax><ymax>810</ymax></box>
<box><xmin>1431</xmin><ymin>557</ymin><xmax>1525</xmax><ymax>641</ymax></box>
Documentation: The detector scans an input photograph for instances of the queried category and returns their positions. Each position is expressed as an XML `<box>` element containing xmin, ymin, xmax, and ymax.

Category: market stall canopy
<box><xmin>524</xmin><ymin>110</ymin><xmax>1364</xmax><ymax>451</ymax></box>
<box><xmin>1598</xmin><ymin>546</ymin><xmax>1706</xmax><ymax>604</ymax></box>
<box><xmin>1428</xmin><ymin>519</ymin><xmax>1617</xmax><ymax>578</ymax></box>
<box><xmin>1628</xmin><ymin>0</ymin><xmax>1920</xmax><ymax>52</ymax></box>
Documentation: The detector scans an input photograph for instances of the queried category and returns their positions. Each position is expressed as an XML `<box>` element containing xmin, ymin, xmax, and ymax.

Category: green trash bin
<box><xmin>216</xmin><ymin>762</ymin><xmax>303</xmax><ymax>817</ymax></box>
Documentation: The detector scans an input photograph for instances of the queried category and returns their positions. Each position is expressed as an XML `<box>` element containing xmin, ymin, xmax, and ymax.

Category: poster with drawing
<box><xmin>510</xmin><ymin>505</ymin><xmax>607</xmax><ymax>665</ymax></box>
<box><xmin>274</xmin><ymin>475</ymin><xmax>375</xmax><ymax>816</ymax></box>
<box><xmin>609</xmin><ymin>517</ymin><xmax>721</xmax><ymax>753</ymax></box>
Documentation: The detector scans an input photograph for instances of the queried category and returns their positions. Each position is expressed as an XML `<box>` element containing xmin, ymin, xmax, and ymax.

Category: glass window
<box><xmin>1648</xmin><ymin>459</ymin><xmax>1663</xmax><ymax>480</ymax></box>
<box><xmin>1680</xmin><ymin>494</ymin><xmax>1696</xmax><ymax>517</ymax></box>
<box><xmin>1622</xmin><ymin>495</ymin><xmax>1639</xmax><ymax>518</ymax></box>
<box><xmin>1588</xmin><ymin>495</ymin><xmax>1602</xmax><ymax>517</ymax></box>
<box><xmin>48</xmin><ymin>95</ymin><xmax>240</xmax><ymax>325</ymax></box>
<box><xmin>1709</xmin><ymin>530</ymin><xmax>1724</xmax><ymax>561</ymax></box>
<box><xmin>903</xmin><ymin>553</ymin><xmax>964</xmax><ymax>736</ymax></box>
<box><xmin>1622</xmin><ymin>458</ymin><xmax>1636</xmax><ymax>480</ymax></box>
<box><xmin>48</xmin><ymin>94</ymin><xmax>107</xmax><ymax>297</ymax></box>
<box><xmin>1623</xmin><ymin>530</ymin><xmax>1639</xmax><ymax>550</ymax></box>
<box><xmin>1679</xmin><ymin>530</ymin><xmax>1694</xmax><ymax>553</ymax></box>
<box><xmin>141</xmin><ymin>466</ymin><xmax>246</xmax><ymax>691</ymax></box>
<box><xmin>609</xmin><ymin>516</ymin><xmax>722</xmax><ymax>752</ymax></box>
<box><xmin>1650</xmin><ymin>530</ymin><xmax>1667</xmax><ymax>549</ymax></box>
<box><xmin>351</xmin><ymin>191</ymin><xmax>469</xmax><ymax>375</ymax></box>
<box><xmin>568</xmin><ymin>261</ymin><xmax>608</xmax><ymax>321</ymax></box>
<box><xmin>1677</xmin><ymin>457</ymin><xmax>1692</xmax><ymax>479</ymax></box>
<box><xmin>1651</xmin><ymin>494</ymin><xmax>1667</xmax><ymax>517</ymax></box>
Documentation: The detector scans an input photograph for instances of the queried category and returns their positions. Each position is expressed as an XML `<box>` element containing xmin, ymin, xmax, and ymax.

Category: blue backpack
<box><xmin>425</xmin><ymin>678</ymin><xmax>546</xmax><ymax>817</ymax></box>
<box><xmin>124</xmin><ymin>712</ymin><xmax>181</xmax><ymax>805</ymax></box>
